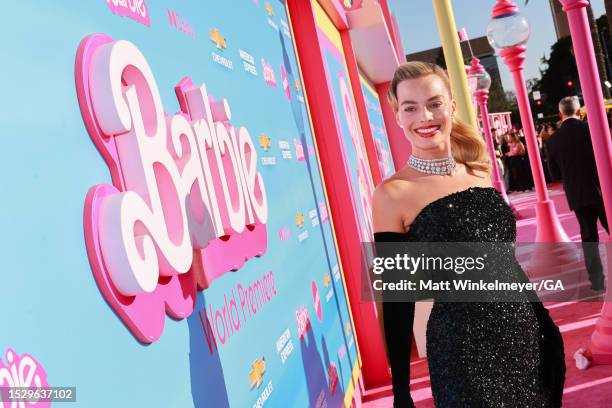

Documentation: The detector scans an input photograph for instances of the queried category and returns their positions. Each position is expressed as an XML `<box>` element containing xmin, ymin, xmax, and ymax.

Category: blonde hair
<box><xmin>388</xmin><ymin>61</ymin><xmax>490</xmax><ymax>173</ymax></box>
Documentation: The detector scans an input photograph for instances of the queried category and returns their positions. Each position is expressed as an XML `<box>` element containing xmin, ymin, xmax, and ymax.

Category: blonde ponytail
<box><xmin>450</xmin><ymin>117</ymin><xmax>490</xmax><ymax>173</ymax></box>
<box><xmin>388</xmin><ymin>61</ymin><xmax>490</xmax><ymax>173</ymax></box>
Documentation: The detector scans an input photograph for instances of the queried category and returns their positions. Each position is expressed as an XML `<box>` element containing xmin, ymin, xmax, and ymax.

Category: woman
<box><xmin>537</xmin><ymin>124</ymin><xmax>547</xmax><ymax>144</ymax></box>
<box><xmin>497</xmin><ymin>132</ymin><xmax>511</xmax><ymax>191</ymax></box>
<box><xmin>505</xmin><ymin>130</ymin><xmax>533</xmax><ymax>192</ymax></box>
<box><xmin>505</xmin><ymin>130</ymin><xmax>525</xmax><ymax>157</ymax></box>
<box><xmin>372</xmin><ymin>62</ymin><xmax>565</xmax><ymax>407</ymax></box>
<box><xmin>538</xmin><ymin>123</ymin><xmax>556</xmax><ymax>183</ymax></box>
<box><xmin>501</xmin><ymin>132</ymin><xmax>519</xmax><ymax>192</ymax></box>
<box><xmin>545</xmin><ymin>122</ymin><xmax>557</xmax><ymax>141</ymax></box>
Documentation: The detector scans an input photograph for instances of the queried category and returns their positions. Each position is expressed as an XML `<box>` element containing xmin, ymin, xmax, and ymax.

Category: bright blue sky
<box><xmin>387</xmin><ymin>0</ymin><xmax>606</xmax><ymax>92</ymax></box>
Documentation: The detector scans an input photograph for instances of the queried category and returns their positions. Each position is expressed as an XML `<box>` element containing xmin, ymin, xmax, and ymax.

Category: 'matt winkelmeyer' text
<box><xmin>373</xmin><ymin>279</ymin><xmax>564</xmax><ymax>292</ymax></box>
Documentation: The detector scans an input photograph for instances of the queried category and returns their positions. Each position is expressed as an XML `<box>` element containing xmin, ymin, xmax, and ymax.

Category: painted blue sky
<box><xmin>387</xmin><ymin>0</ymin><xmax>606</xmax><ymax>93</ymax></box>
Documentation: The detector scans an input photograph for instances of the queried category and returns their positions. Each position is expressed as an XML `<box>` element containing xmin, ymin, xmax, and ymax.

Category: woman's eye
<box><xmin>430</xmin><ymin>102</ymin><xmax>443</xmax><ymax>109</ymax></box>
<box><xmin>404</xmin><ymin>107</ymin><xmax>416</xmax><ymax>112</ymax></box>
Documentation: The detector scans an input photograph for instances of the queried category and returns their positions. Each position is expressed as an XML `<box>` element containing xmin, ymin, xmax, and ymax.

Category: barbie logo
<box><xmin>0</xmin><ymin>349</ymin><xmax>50</xmax><ymax>408</ymax></box>
<box><xmin>75</xmin><ymin>34</ymin><xmax>268</xmax><ymax>343</ymax></box>
<box><xmin>261</xmin><ymin>59</ymin><xmax>277</xmax><ymax>87</ymax></box>
<box><xmin>105</xmin><ymin>0</ymin><xmax>150</xmax><ymax>26</ymax></box>
<box><xmin>293</xmin><ymin>139</ymin><xmax>305</xmax><ymax>161</ymax></box>
<box><xmin>296</xmin><ymin>305</ymin><xmax>311</xmax><ymax>339</ymax></box>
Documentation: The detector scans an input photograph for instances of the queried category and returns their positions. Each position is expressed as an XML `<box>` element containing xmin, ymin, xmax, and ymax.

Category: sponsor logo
<box><xmin>259</xmin><ymin>134</ymin><xmax>272</xmax><ymax>151</ymax></box>
<box><xmin>295</xmin><ymin>212</ymin><xmax>305</xmax><ymax>229</ymax></box>
<box><xmin>210</xmin><ymin>28</ymin><xmax>227</xmax><ymax>50</ymax></box>
<box><xmin>264</xmin><ymin>2</ymin><xmax>274</xmax><ymax>16</ymax></box>
<box><xmin>249</xmin><ymin>357</ymin><xmax>266</xmax><ymax>389</ymax></box>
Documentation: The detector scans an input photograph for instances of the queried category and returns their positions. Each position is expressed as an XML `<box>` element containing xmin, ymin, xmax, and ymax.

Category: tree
<box><xmin>597</xmin><ymin>14</ymin><xmax>612</xmax><ymax>81</ymax></box>
<box><xmin>526</xmin><ymin>78</ymin><xmax>539</xmax><ymax>93</ymax></box>
<box><xmin>488</xmin><ymin>80</ymin><xmax>513</xmax><ymax>113</ymax></box>
<box><xmin>587</xmin><ymin>5</ymin><xmax>611</xmax><ymax>98</ymax></box>
<box><xmin>534</xmin><ymin>37</ymin><xmax>579</xmax><ymax>115</ymax></box>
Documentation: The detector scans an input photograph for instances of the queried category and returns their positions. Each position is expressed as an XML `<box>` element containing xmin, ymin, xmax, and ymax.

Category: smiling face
<box><xmin>395</xmin><ymin>74</ymin><xmax>456</xmax><ymax>158</ymax></box>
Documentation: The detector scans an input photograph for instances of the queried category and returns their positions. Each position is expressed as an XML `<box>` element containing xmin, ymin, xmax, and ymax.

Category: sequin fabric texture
<box><xmin>406</xmin><ymin>187</ymin><xmax>556</xmax><ymax>407</ymax></box>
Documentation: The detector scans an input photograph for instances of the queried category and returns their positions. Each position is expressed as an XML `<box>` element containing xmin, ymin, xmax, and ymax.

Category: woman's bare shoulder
<box><xmin>372</xmin><ymin>175</ymin><xmax>421</xmax><ymax>233</ymax></box>
<box><xmin>373</xmin><ymin>174</ymin><xmax>417</xmax><ymax>204</ymax></box>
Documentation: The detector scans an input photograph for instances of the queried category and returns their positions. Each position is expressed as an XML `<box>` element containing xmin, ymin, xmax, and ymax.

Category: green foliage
<box><xmin>488</xmin><ymin>79</ymin><xmax>514</xmax><ymax>113</ymax></box>
<box><xmin>531</xmin><ymin>37</ymin><xmax>579</xmax><ymax>115</ymax></box>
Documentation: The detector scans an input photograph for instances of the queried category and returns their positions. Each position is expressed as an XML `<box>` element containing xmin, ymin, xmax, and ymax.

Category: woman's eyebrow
<box><xmin>400</xmin><ymin>95</ymin><xmax>445</xmax><ymax>105</ymax></box>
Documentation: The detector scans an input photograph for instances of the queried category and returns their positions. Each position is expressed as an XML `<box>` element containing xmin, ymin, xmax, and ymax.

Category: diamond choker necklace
<box><xmin>407</xmin><ymin>154</ymin><xmax>456</xmax><ymax>175</ymax></box>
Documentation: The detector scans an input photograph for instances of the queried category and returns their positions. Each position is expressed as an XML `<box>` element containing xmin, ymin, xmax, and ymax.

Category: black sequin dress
<box><xmin>374</xmin><ymin>187</ymin><xmax>565</xmax><ymax>408</ymax></box>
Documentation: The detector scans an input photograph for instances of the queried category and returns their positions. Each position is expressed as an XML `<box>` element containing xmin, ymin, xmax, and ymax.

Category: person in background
<box><xmin>505</xmin><ymin>130</ymin><xmax>525</xmax><ymax>156</ymax></box>
<box><xmin>516</xmin><ymin>128</ymin><xmax>534</xmax><ymax>191</ymax></box>
<box><xmin>497</xmin><ymin>132</ymin><xmax>511</xmax><ymax>191</ymax></box>
<box><xmin>544</xmin><ymin>122</ymin><xmax>557</xmax><ymax>142</ymax></box>
<box><xmin>503</xmin><ymin>132</ymin><xmax>520</xmax><ymax>192</ymax></box>
<box><xmin>546</xmin><ymin>96</ymin><xmax>609</xmax><ymax>292</ymax></box>
<box><xmin>537</xmin><ymin>125</ymin><xmax>552</xmax><ymax>183</ymax></box>
<box><xmin>537</xmin><ymin>124</ymin><xmax>547</xmax><ymax>142</ymax></box>
<box><xmin>543</xmin><ymin>123</ymin><xmax>559</xmax><ymax>182</ymax></box>
<box><xmin>517</xmin><ymin>127</ymin><xmax>526</xmax><ymax>145</ymax></box>
<box><xmin>491</xmin><ymin>128</ymin><xmax>505</xmax><ymax>180</ymax></box>
<box><xmin>505</xmin><ymin>131</ymin><xmax>533</xmax><ymax>192</ymax></box>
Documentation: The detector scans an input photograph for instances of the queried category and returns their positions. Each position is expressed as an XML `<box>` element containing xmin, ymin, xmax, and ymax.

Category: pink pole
<box><xmin>499</xmin><ymin>44</ymin><xmax>570</xmax><ymax>242</ymax></box>
<box><xmin>559</xmin><ymin>0</ymin><xmax>612</xmax><ymax>364</ymax></box>
<box><xmin>469</xmin><ymin>58</ymin><xmax>511</xmax><ymax>204</ymax></box>
<box><xmin>479</xmin><ymin>95</ymin><xmax>511</xmax><ymax>204</ymax></box>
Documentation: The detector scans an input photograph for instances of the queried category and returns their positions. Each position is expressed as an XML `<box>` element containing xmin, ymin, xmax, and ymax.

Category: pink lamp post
<box><xmin>487</xmin><ymin>0</ymin><xmax>570</xmax><ymax>243</ymax></box>
<box><xmin>468</xmin><ymin>57</ymin><xmax>511</xmax><ymax>205</ymax></box>
<box><xmin>559</xmin><ymin>0</ymin><xmax>612</xmax><ymax>364</ymax></box>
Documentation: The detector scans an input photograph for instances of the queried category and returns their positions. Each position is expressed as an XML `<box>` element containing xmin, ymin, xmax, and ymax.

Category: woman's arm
<box><xmin>372</xmin><ymin>185</ymin><xmax>416</xmax><ymax>408</ymax></box>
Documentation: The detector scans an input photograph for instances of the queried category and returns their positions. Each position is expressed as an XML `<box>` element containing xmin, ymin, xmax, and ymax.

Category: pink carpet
<box><xmin>363</xmin><ymin>183</ymin><xmax>612</xmax><ymax>408</ymax></box>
